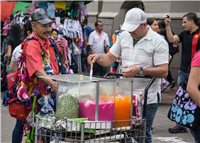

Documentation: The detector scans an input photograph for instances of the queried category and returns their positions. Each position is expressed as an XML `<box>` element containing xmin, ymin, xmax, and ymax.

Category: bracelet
<box><xmin>97</xmin><ymin>54</ymin><xmax>100</xmax><ymax>61</ymax></box>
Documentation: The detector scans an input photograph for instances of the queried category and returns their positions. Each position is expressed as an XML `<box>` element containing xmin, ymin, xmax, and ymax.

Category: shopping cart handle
<box><xmin>104</xmin><ymin>73</ymin><xmax>123</xmax><ymax>78</ymax></box>
<box><xmin>104</xmin><ymin>73</ymin><xmax>153</xmax><ymax>79</ymax></box>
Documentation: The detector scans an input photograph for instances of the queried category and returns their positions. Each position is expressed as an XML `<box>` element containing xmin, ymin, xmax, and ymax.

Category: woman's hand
<box><xmin>58</xmin><ymin>37</ymin><xmax>68</xmax><ymax>53</ymax></box>
<box><xmin>4</xmin><ymin>54</ymin><xmax>8</xmax><ymax>60</ymax></box>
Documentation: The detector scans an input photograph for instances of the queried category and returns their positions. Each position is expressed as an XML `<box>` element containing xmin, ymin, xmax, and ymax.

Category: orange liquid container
<box><xmin>114</xmin><ymin>95</ymin><xmax>131</xmax><ymax>127</ymax></box>
<box><xmin>100</xmin><ymin>95</ymin><xmax>131</xmax><ymax>127</ymax></box>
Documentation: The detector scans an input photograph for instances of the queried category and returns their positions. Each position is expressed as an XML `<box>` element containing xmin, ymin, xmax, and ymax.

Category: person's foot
<box><xmin>170</xmin><ymin>80</ymin><xmax>175</xmax><ymax>89</ymax></box>
<box><xmin>161</xmin><ymin>81</ymin><xmax>170</xmax><ymax>93</ymax></box>
<box><xmin>168</xmin><ymin>125</ymin><xmax>188</xmax><ymax>133</ymax></box>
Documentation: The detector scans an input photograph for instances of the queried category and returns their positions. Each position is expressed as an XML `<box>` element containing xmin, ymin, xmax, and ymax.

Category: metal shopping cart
<box><xmin>34</xmin><ymin>73</ymin><xmax>155</xmax><ymax>143</ymax></box>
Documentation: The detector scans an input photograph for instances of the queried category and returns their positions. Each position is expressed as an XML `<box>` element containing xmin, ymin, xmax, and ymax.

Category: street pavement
<box><xmin>1</xmin><ymin>87</ymin><xmax>195</xmax><ymax>143</ymax></box>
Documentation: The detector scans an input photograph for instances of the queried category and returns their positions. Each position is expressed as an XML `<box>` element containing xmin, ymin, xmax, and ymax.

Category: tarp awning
<box><xmin>1</xmin><ymin>1</ymin><xmax>17</xmax><ymax>22</ymax></box>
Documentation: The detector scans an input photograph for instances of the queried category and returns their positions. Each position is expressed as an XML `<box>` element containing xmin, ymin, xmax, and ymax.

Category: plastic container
<box><xmin>39</xmin><ymin>74</ymin><xmax>132</xmax><ymax>124</ymax></box>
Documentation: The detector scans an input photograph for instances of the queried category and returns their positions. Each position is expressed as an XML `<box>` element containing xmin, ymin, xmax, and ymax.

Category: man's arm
<box><xmin>105</xmin><ymin>34</ymin><xmax>110</xmax><ymax>53</ymax></box>
<box><xmin>88</xmin><ymin>52</ymin><xmax>118</xmax><ymax>67</ymax></box>
<box><xmin>122</xmin><ymin>64</ymin><xmax>168</xmax><ymax>78</ymax></box>
<box><xmin>187</xmin><ymin>66</ymin><xmax>200</xmax><ymax>107</ymax></box>
<box><xmin>89</xmin><ymin>45</ymin><xmax>96</xmax><ymax>54</ymax></box>
<box><xmin>82</xmin><ymin>36</ymin><xmax>88</xmax><ymax>56</ymax></box>
<box><xmin>35</xmin><ymin>69</ymin><xmax>57</xmax><ymax>93</ymax></box>
<box><xmin>165</xmin><ymin>17</ymin><xmax>180</xmax><ymax>43</ymax></box>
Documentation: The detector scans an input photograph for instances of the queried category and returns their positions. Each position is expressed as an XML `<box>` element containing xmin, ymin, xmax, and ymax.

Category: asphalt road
<box><xmin>1</xmin><ymin>92</ymin><xmax>195</xmax><ymax>143</ymax></box>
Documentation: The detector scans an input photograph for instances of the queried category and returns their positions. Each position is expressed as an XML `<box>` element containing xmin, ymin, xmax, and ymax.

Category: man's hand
<box><xmin>164</xmin><ymin>16</ymin><xmax>171</xmax><ymax>27</ymax></box>
<box><xmin>58</xmin><ymin>37</ymin><xmax>68</xmax><ymax>53</ymax></box>
<box><xmin>50</xmin><ymin>81</ymin><xmax>57</xmax><ymax>93</ymax></box>
<box><xmin>87</xmin><ymin>54</ymin><xmax>99</xmax><ymax>65</ymax></box>
<box><xmin>35</xmin><ymin>70</ymin><xmax>58</xmax><ymax>93</ymax></box>
<box><xmin>122</xmin><ymin>65</ymin><xmax>140</xmax><ymax>78</ymax></box>
<box><xmin>83</xmin><ymin>50</ymin><xmax>87</xmax><ymax>56</ymax></box>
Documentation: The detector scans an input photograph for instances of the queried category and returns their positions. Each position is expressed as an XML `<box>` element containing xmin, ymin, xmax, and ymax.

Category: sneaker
<box><xmin>170</xmin><ymin>80</ymin><xmax>175</xmax><ymax>89</ymax></box>
<box><xmin>168</xmin><ymin>125</ymin><xmax>188</xmax><ymax>133</ymax></box>
<box><xmin>161</xmin><ymin>81</ymin><xmax>170</xmax><ymax>93</ymax></box>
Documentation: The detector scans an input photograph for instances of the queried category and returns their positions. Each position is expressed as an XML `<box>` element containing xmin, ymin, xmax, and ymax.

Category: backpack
<box><xmin>84</xmin><ymin>26</ymin><xmax>93</xmax><ymax>37</ymax></box>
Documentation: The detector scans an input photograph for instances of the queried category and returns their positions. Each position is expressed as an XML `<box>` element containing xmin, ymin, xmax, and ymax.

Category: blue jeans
<box><xmin>145</xmin><ymin>93</ymin><xmax>159</xmax><ymax>143</ymax></box>
<box><xmin>12</xmin><ymin>119</ymin><xmax>24</xmax><ymax>143</ymax></box>
<box><xmin>176</xmin><ymin>70</ymin><xmax>189</xmax><ymax>129</ymax></box>
<box><xmin>177</xmin><ymin>70</ymin><xmax>189</xmax><ymax>87</ymax></box>
<box><xmin>190</xmin><ymin>127</ymin><xmax>200</xmax><ymax>143</ymax></box>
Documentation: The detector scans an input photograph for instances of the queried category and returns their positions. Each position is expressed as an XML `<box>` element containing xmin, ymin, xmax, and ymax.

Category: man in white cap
<box><xmin>88</xmin><ymin>8</ymin><xmax>169</xmax><ymax>142</ymax></box>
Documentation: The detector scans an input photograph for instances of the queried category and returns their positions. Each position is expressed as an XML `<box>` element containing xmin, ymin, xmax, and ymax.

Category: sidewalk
<box><xmin>160</xmin><ymin>86</ymin><xmax>178</xmax><ymax>105</ymax></box>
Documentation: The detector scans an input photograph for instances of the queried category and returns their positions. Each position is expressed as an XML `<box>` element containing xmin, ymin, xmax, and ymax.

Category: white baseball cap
<box><xmin>121</xmin><ymin>8</ymin><xmax>147</xmax><ymax>32</ymax></box>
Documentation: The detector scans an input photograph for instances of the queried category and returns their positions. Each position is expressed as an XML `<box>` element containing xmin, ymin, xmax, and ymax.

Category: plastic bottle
<box><xmin>137</xmin><ymin>92</ymin><xmax>143</xmax><ymax>124</ymax></box>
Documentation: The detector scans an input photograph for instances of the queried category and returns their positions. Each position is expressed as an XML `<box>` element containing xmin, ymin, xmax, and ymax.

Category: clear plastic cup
<box><xmin>120</xmin><ymin>65</ymin><xmax>130</xmax><ymax>72</ymax></box>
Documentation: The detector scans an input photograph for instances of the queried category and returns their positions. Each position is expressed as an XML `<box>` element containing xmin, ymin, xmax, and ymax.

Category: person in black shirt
<box><xmin>4</xmin><ymin>24</ymin><xmax>22</xmax><ymax>60</ymax></box>
<box><xmin>158</xmin><ymin>20</ymin><xmax>176</xmax><ymax>91</ymax></box>
<box><xmin>165</xmin><ymin>13</ymin><xmax>200</xmax><ymax>135</ymax></box>
<box><xmin>4</xmin><ymin>24</ymin><xmax>22</xmax><ymax>74</ymax></box>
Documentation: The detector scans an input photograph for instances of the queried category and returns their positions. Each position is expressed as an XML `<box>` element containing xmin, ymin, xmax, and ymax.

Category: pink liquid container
<box><xmin>79</xmin><ymin>100</ymin><xmax>114</xmax><ymax>121</ymax></box>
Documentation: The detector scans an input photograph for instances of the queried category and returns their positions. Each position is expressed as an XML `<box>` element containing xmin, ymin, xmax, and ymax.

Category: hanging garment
<box><xmin>47</xmin><ymin>2</ymin><xmax>55</xmax><ymax>18</ymax></box>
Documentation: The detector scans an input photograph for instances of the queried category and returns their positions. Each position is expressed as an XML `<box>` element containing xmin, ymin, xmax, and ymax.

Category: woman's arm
<box><xmin>9</xmin><ymin>60</ymin><xmax>17</xmax><ymax>73</ymax></box>
<box><xmin>4</xmin><ymin>45</ymin><xmax>12</xmax><ymax>59</ymax></box>
<box><xmin>187</xmin><ymin>66</ymin><xmax>200</xmax><ymax>107</ymax></box>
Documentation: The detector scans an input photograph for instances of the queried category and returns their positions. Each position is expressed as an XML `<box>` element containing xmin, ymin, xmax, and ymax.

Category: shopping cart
<box><xmin>34</xmin><ymin>73</ymin><xmax>155</xmax><ymax>143</ymax></box>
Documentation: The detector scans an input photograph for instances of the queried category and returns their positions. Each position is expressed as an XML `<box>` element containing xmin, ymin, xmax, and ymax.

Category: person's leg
<box><xmin>167</xmin><ymin>58</ymin><xmax>175</xmax><ymax>89</ymax></box>
<box><xmin>145</xmin><ymin>103</ymin><xmax>159</xmax><ymax>143</ymax></box>
<box><xmin>93</xmin><ymin>63</ymin><xmax>100</xmax><ymax>76</ymax></box>
<box><xmin>190</xmin><ymin>128</ymin><xmax>199</xmax><ymax>143</ymax></box>
<box><xmin>167</xmin><ymin>57</ymin><xmax>174</xmax><ymax>83</ymax></box>
<box><xmin>81</xmin><ymin>53</ymin><xmax>87</xmax><ymax>73</ymax></box>
<box><xmin>161</xmin><ymin>78</ymin><xmax>170</xmax><ymax>93</ymax></box>
<box><xmin>86</xmin><ymin>52</ymin><xmax>90</xmax><ymax>73</ymax></box>
<box><xmin>12</xmin><ymin>119</ymin><xmax>24</xmax><ymax>143</ymax></box>
<box><xmin>99</xmin><ymin>65</ymin><xmax>107</xmax><ymax>77</ymax></box>
<box><xmin>167</xmin><ymin>70</ymin><xmax>174</xmax><ymax>83</ymax></box>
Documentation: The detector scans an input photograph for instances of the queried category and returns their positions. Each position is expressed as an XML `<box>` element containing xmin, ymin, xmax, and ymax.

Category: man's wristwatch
<box><xmin>138</xmin><ymin>67</ymin><xmax>143</xmax><ymax>75</ymax></box>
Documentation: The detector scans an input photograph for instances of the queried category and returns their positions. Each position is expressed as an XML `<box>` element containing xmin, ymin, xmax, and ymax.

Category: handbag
<box><xmin>9</xmin><ymin>101</ymin><xmax>31</xmax><ymax>121</ymax></box>
<box><xmin>168</xmin><ymin>64</ymin><xmax>200</xmax><ymax>130</ymax></box>
<box><xmin>167</xmin><ymin>84</ymin><xmax>200</xmax><ymax>130</ymax></box>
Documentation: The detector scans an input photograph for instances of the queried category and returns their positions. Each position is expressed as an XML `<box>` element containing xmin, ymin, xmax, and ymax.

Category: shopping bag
<box><xmin>168</xmin><ymin>82</ymin><xmax>200</xmax><ymax>130</ymax></box>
